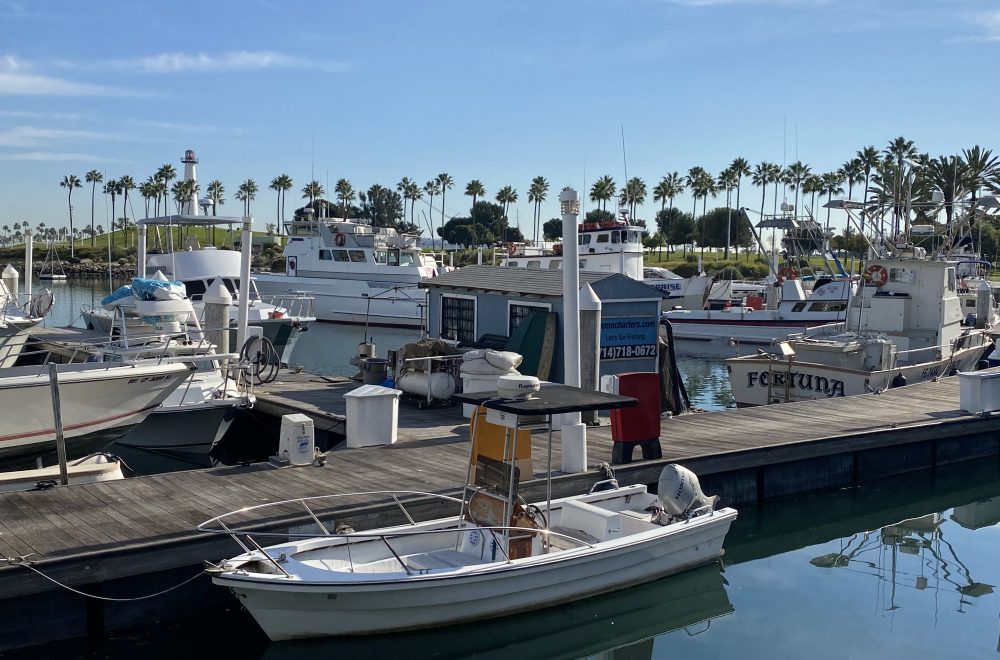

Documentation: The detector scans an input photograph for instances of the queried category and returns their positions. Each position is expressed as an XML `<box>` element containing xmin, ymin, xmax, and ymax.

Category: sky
<box><xmin>1</xmin><ymin>0</ymin><xmax>999</xmax><ymax>239</ymax></box>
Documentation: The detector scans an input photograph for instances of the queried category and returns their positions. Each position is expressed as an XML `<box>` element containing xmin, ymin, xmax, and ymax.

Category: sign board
<box><xmin>599</xmin><ymin>316</ymin><xmax>658</xmax><ymax>360</ymax></box>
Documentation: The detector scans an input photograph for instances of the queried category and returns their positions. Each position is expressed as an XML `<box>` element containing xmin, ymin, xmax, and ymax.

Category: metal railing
<box><xmin>256</xmin><ymin>291</ymin><xmax>316</xmax><ymax>320</ymax></box>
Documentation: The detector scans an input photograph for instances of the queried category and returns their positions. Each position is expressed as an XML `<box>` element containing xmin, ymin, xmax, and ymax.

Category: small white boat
<box><xmin>203</xmin><ymin>462</ymin><xmax>735</xmax><ymax>640</ymax></box>
<box><xmin>38</xmin><ymin>241</ymin><xmax>68</xmax><ymax>281</ymax></box>
<box><xmin>0</xmin><ymin>453</ymin><xmax>123</xmax><ymax>493</ymax></box>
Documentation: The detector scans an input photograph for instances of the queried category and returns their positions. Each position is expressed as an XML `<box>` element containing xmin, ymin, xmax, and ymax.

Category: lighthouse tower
<box><xmin>182</xmin><ymin>149</ymin><xmax>199</xmax><ymax>215</ymax></box>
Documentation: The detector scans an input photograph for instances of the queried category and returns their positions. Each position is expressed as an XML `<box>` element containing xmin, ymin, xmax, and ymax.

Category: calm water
<box><xmin>16</xmin><ymin>461</ymin><xmax>1000</xmax><ymax>659</ymax></box>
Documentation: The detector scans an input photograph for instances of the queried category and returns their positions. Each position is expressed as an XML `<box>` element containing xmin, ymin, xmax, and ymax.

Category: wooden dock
<box><xmin>1</xmin><ymin>371</ymin><xmax>999</xmax><ymax>649</ymax></box>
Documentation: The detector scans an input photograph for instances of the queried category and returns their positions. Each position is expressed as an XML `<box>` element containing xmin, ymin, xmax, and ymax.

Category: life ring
<box><xmin>287</xmin><ymin>256</ymin><xmax>297</xmax><ymax>273</ymax></box>
<box><xmin>507</xmin><ymin>244</ymin><xmax>517</xmax><ymax>256</ymax></box>
<box><xmin>865</xmin><ymin>264</ymin><xmax>888</xmax><ymax>287</ymax></box>
<box><xmin>334</xmin><ymin>233</ymin><xmax>346</xmax><ymax>247</ymax></box>
<box><xmin>777</xmin><ymin>266</ymin><xmax>798</xmax><ymax>281</ymax></box>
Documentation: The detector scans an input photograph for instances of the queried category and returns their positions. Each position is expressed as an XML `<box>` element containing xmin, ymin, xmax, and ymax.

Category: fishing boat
<box><xmin>252</xmin><ymin>211</ymin><xmax>446</xmax><ymax>328</ymax></box>
<box><xmin>38</xmin><ymin>241</ymin><xmax>67</xmax><ymax>281</ymax></box>
<box><xmin>0</xmin><ymin>359</ymin><xmax>193</xmax><ymax>465</ymax></box>
<box><xmin>502</xmin><ymin>217</ymin><xmax>718</xmax><ymax>310</ymax></box>
<box><xmin>726</xmin><ymin>256</ymin><xmax>994</xmax><ymax>406</ymax></box>
<box><xmin>81</xmin><ymin>215</ymin><xmax>315</xmax><ymax>366</ymax></box>
<box><xmin>201</xmin><ymin>383</ymin><xmax>737</xmax><ymax>640</ymax></box>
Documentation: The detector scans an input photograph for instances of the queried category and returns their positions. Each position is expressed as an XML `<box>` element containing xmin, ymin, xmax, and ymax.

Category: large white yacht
<box><xmin>502</xmin><ymin>218</ymin><xmax>716</xmax><ymax>309</ymax></box>
<box><xmin>253</xmin><ymin>215</ymin><xmax>445</xmax><ymax>328</ymax></box>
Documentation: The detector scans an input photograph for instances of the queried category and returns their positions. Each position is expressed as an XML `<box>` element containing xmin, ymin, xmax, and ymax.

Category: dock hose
<box><xmin>240</xmin><ymin>335</ymin><xmax>280</xmax><ymax>385</ymax></box>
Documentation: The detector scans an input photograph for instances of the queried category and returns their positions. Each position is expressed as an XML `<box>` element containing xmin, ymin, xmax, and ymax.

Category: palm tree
<box><xmin>856</xmin><ymin>146</ymin><xmax>880</xmax><ymax>231</ymax></box>
<box><xmin>922</xmin><ymin>155</ymin><xmax>969</xmax><ymax>227</ymax></box>
<box><xmin>138</xmin><ymin>179</ymin><xmax>155</xmax><ymax>218</ymax></box>
<box><xmin>821</xmin><ymin>172</ymin><xmax>845</xmax><ymax>232</ymax></box>
<box><xmin>269</xmin><ymin>175</ymin><xmax>291</xmax><ymax>233</ymax></box>
<box><xmin>103</xmin><ymin>180</ymin><xmax>121</xmax><ymax>246</ymax></box>
<box><xmin>85</xmin><ymin>170</ymin><xmax>102</xmax><ymax>247</ymax></box>
<box><xmin>962</xmin><ymin>146</ymin><xmax>999</xmax><ymax>225</ymax></box>
<box><xmin>404</xmin><ymin>181</ymin><xmax>422</xmax><ymax>226</ymax></box>
<box><xmin>717</xmin><ymin>168</ymin><xmax>738</xmax><ymax>258</ymax></box>
<box><xmin>436</xmin><ymin>173</ymin><xmax>455</xmax><ymax>242</ymax></box>
<box><xmin>652</xmin><ymin>172</ymin><xmax>684</xmax><ymax>257</ymax></box>
<box><xmin>156</xmin><ymin>164</ymin><xmax>177</xmax><ymax>220</ymax></box>
<box><xmin>423</xmin><ymin>179</ymin><xmax>441</xmax><ymax>248</ymax></box>
<box><xmin>884</xmin><ymin>136</ymin><xmax>918</xmax><ymax>234</ymax></box>
<box><xmin>685</xmin><ymin>167</ymin><xmax>707</xmax><ymax>255</ymax></box>
<box><xmin>302</xmin><ymin>180</ymin><xmax>325</xmax><ymax>216</ymax></box>
<box><xmin>119</xmin><ymin>175</ymin><xmax>135</xmax><ymax>242</ymax></box>
<box><xmin>839</xmin><ymin>158</ymin><xmax>864</xmax><ymax>202</ymax></box>
<box><xmin>802</xmin><ymin>174</ymin><xmax>823</xmax><ymax>219</ymax></box>
<box><xmin>495</xmin><ymin>185</ymin><xmax>518</xmax><ymax>243</ymax></box>
<box><xmin>784</xmin><ymin>161</ymin><xmax>811</xmax><ymax>219</ymax></box>
<box><xmin>589</xmin><ymin>175</ymin><xmax>616</xmax><ymax>211</ymax></box>
<box><xmin>335</xmin><ymin>178</ymin><xmax>355</xmax><ymax>220</ymax></box>
<box><xmin>269</xmin><ymin>176</ymin><xmax>285</xmax><ymax>230</ymax></box>
<box><xmin>689</xmin><ymin>171</ymin><xmax>715</xmax><ymax>258</ymax></box>
<box><xmin>59</xmin><ymin>174</ymin><xmax>82</xmax><ymax>257</ymax></box>
<box><xmin>465</xmin><ymin>180</ymin><xmax>486</xmax><ymax>245</ymax></box>
<box><xmin>238</xmin><ymin>179</ymin><xmax>258</xmax><ymax>217</ymax></box>
<box><xmin>527</xmin><ymin>176</ymin><xmax>549</xmax><ymax>245</ymax></box>
<box><xmin>618</xmin><ymin>177</ymin><xmax>646</xmax><ymax>222</ymax></box>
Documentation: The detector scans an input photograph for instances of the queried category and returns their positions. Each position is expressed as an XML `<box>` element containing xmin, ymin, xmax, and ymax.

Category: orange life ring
<box><xmin>865</xmin><ymin>264</ymin><xmax>888</xmax><ymax>286</ymax></box>
<box><xmin>777</xmin><ymin>266</ymin><xmax>798</xmax><ymax>281</ymax></box>
<box><xmin>507</xmin><ymin>244</ymin><xmax>517</xmax><ymax>256</ymax></box>
<box><xmin>334</xmin><ymin>233</ymin><xmax>346</xmax><ymax>247</ymax></box>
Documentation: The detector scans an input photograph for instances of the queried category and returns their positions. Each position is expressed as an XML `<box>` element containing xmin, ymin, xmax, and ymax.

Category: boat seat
<box><xmin>556</xmin><ymin>499</ymin><xmax>623</xmax><ymax>543</ymax></box>
<box><xmin>547</xmin><ymin>525</ymin><xmax>599</xmax><ymax>550</ymax></box>
<box><xmin>404</xmin><ymin>549</ymin><xmax>480</xmax><ymax>571</ymax></box>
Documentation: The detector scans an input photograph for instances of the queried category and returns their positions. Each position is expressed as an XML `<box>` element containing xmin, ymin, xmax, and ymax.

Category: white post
<box><xmin>579</xmin><ymin>282</ymin><xmax>602</xmax><ymax>425</ymax></box>
<box><xmin>136</xmin><ymin>222</ymin><xmax>147</xmax><ymax>278</ymax></box>
<box><xmin>24</xmin><ymin>229</ymin><xmax>32</xmax><ymax>304</ymax></box>
<box><xmin>559</xmin><ymin>187</ymin><xmax>586</xmax><ymax>472</ymax></box>
<box><xmin>236</xmin><ymin>218</ymin><xmax>252</xmax><ymax>351</ymax></box>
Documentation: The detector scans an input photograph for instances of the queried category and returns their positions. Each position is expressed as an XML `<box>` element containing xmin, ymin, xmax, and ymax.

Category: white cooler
<box><xmin>344</xmin><ymin>385</ymin><xmax>402</xmax><ymax>447</ymax></box>
<box><xmin>959</xmin><ymin>370</ymin><xmax>1000</xmax><ymax>413</ymax></box>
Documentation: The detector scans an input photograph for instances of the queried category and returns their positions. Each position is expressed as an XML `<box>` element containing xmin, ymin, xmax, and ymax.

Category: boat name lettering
<box><xmin>745</xmin><ymin>371</ymin><xmax>845</xmax><ymax>397</ymax></box>
<box><xmin>649</xmin><ymin>282</ymin><xmax>683</xmax><ymax>292</ymax></box>
<box><xmin>127</xmin><ymin>375</ymin><xmax>171</xmax><ymax>384</ymax></box>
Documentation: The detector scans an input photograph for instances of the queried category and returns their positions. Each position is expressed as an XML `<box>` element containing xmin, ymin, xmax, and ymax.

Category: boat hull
<box><xmin>0</xmin><ymin>362</ymin><xmax>192</xmax><ymax>463</ymax></box>
<box><xmin>253</xmin><ymin>275</ymin><xmax>426</xmax><ymax>328</ymax></box>
<box><xmin>726</xmin><ymin>344</ymin><xmax>990</xmax><ymax>407</ymax></box>
<box><xmin>111</xmin><ymin>400</ymin><xmax>238</xmax><ymax>470</ymax></box>
<box><xmin>215</xmin><ymin>509</ymin><xmax>736</xmax><ymax>640</ymax></box>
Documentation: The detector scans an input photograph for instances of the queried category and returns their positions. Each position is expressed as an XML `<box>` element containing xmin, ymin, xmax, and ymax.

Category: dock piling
<box><xmin>46</xmin><ymin>362</ymin><xmax>69</xmax><ymax>486</ymax></box>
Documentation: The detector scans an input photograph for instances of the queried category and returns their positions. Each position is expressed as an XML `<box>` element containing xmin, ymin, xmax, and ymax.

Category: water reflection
<box><xmin>675</xmin><ymin>356</ymin><xmax>735</xmax><ymax>411</ymax></box>
<box><xmin>263</xmin><ymin>563</ymin><xmax>733</xmax><ymax>660</ymax></box>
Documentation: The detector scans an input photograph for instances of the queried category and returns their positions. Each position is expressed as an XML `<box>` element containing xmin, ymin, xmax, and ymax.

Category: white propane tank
<box><xmin>657</xmin><ymin>464</ymin><xmax>717</xmax><ymax>517</ymax></box>
<box><xmin>497</xmin><ymin>374</ymin><xmax>540</xmax><ymax>399</ymax></box>
<box><xmin>276</xmin><ymin>413</ymin><xmax>315</xmax><ymax>466</ymax></box>
<box><xmin>2</xmin><ymin>264</ymin><xmax>19</xmax><ymax>303</ymax></box>
<box><xmin>396</xmin><ymin>372</ymin><xmax>456</xmax><ymax>400</ymax></box>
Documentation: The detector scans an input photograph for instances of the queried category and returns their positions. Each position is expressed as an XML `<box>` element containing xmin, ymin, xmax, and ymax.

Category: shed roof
<box><xmin>421</xmin><ymin>265</ymin><xmax>652</xmax><ymax>297</ymax></box>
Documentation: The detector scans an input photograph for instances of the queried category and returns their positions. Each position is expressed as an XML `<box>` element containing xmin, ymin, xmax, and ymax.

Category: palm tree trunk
<box><xmin>90</xmin><ymin>183</ymin><xmax>97</xmax><ymax>247</ymax></box>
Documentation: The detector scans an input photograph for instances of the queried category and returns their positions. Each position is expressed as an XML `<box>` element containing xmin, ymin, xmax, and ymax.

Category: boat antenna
<box><xmin>620</xmin><ymin>123</ymin><xmax>628</xmax><ymax>217</ymax></box>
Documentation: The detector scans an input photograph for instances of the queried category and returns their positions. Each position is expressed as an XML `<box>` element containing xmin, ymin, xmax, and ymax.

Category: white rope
<box><xmin>5</xmin><ymin>556</ymin><xmax>204</xmax><ymax>602</ymax></box>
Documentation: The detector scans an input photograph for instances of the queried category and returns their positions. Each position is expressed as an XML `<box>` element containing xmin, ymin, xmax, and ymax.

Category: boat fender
<box><xmin>890</xmin><ymin>373</ymin><xmax>906</xmax><ymax>388</ymax></box>
<box><xmin>29</xmin><ymin>287</ymin><xmax>55</xmax><ymax>318</ymax></box>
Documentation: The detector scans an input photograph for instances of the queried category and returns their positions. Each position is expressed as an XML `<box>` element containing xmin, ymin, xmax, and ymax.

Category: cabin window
<box><xmin>611</xmin><ymin>231</ymin><xmax>620</xmax><ymax>244</ymax></box>
<box><xmin>506</xmin><ymin>261</ymin><xmax>520</xmax><ymax>268</ymax></box>
<box><xmin>579</xmin><ymin>259</ymin><xmax>587</xmax><ymax>269</ymax></box>
<box><xmin>374</xmin><ymin>250</ymin><xmax>387</xmax><ymax>264</ymax></box>
<box><xmin>333</xmin><ymin>250</ymin><xmax>350</xmax><ymax>262</ymax></box>
<box><xmin>946</xmin><ymin>267</ymin><xmax>956</xmax><ymax>293</ymax></box>
<box><xmin>792</xmin><ymin>302</ymin><xmax>807</xmax><ymax>312</ymax></box>
<box><xmin>400</xmin><ymin>252</ymin><xmax>417</xmax><ymax>265</ymax></box>
<box><xmin>549</xmin><ymin>261</ymin><xmax>562</xmax><ymax>270</ymax></box>
<box><xmin>319</xmin><ymin>249</ymin><xmax>333</xmax><ymax>261</ymax></box>
<box><xmin>526</xmin><ymin>260</ymin><xmax>541</xmax><ymax>269</ymax></box>
<box><xmin>508</xmin><ymin>302</ymin><xmax>551</xmax><ymax>335</ymax></box>
<box><xmin>807</xmin><ymin>301</ymin><xmax>847</xmax><ymax>312</ymax></box>
<box><xmin>578</xmin><ymin>234</ymin><xmax>592</xmax><ymax>245</ymax></box>
<box><xmin>184</xmin><ymin>279</ymin><xmax>207</xmax><ymax>300</ymax></box>
<box><xmin>630</xmin><ymin>231</ymin><xmax>640</xmax><ymax>243</ymax></box>
<box><xmin>441</xmin><ymin>295</ymin><xmax>476</xmax><ymax>343</ymax></box>
<box><xmin>349</xmin><ymin>250</ymin><xmax>366</xmax><ymax>263</ymax></box>
<box><xmin>888</xmin><ymin>268</ymin><xmax>912</xmax><ymax>284</ymax></box>
<box><xmin>966</xmin><ymin>299</ymin><xmax>976</xmax><ymax>308</ymax></box>
<box><xmin>387</xmin><ymin>249</ymin><xmax>400</xmax><ymax>266</ymax></box>
<box><xmin>596</xmin><ymin>234</ymin><xmax>609</xmax><ymax>243</ymax></box>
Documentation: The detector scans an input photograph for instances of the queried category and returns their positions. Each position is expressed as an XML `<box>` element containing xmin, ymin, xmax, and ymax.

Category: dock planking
<box><xmin>1</xmin><ymin>371</ymin><xmax>999</xmax><ymax>601</ymax></box>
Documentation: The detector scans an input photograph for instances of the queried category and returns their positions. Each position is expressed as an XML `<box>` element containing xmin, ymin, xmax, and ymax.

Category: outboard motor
<box><xmin>657</xmin><ymin>464</ymin><xmax>718</xmax><ymax>519</ymax></box>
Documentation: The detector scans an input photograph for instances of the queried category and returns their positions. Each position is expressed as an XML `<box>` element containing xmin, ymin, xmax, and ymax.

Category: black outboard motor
<box><xmin>890</xmin><ymin>373</ymin><xmax>907</xmax><ymax>388</ymax></box>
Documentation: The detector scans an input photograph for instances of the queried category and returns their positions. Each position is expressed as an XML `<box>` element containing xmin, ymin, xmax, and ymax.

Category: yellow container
<box><xmin>470</xmin><ymin>405</ymin><xmax>532</xmax><ymax>475</ymax></box>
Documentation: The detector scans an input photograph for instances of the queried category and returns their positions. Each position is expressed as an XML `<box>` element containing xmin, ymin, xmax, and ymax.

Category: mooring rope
<box><xmin>4</xmin><ymin>555</ymin><xmax>204</xmax><ymax>602</ymax></box>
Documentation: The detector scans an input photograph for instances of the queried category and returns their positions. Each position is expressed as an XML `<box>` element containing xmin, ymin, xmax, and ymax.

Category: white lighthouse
<box><xmin>182</xmin><ymin>149</ymin><xmax>199</xmax><ymax>215</ymax></box>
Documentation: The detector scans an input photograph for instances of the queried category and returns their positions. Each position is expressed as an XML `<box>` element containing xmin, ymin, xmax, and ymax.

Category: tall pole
<box><xmin>560</xmin><ymin>187</ymin><xmax>586</xmax><ymax>473</ymax></box>
<box><xmin>23</xmin><ymin>228</ymin><xmax>32</xmax><ymax>305</ymax></box>
<box><xmin>236</xmin><ymin>218</ymin><xmax>252</xmax><ymax>351</ymax></box>
<box><xmin>136</xmin><ymin>222</ymin><xmax>147</xmax><ymax>278</ymax></box>
<box><xmin>47</xmin><ymin>364</ymin><xmax>69</xmax><ymax>486</ymax></box>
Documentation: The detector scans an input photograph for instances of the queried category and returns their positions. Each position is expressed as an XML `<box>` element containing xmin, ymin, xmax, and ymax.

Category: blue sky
<box><xmin>2</xmin><ymin>0</ymin><xmax>999</xmax><ymax>237</ymax></box>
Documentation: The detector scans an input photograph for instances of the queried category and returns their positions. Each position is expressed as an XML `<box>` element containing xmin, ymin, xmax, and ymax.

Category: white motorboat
<box><xmin>54</xmin><ymin>276</ymin><xmax>255</xmax><ymax>469</ymax></box>
<box><xmin>502</xmin><ymin>219</ymin><xmax>716</xmax><ymax>310</ymax></box>
<box><xmin>0</xmin><ymin>274</ymin><xmax>48</xmax><ymax>368</ymax></box>
<box><xmin>253</xmin><ymin>215</ymin><xmax>445</xmax><ymax>329</ymax></box>
<box><xmin>82</xmin><ymin>219</ymin><xmax>315</xmax><ymax>366</ymax></box>
<box><xmin>0</xmin><ymin>452</ymin><xmax>123</xmax><ymax>493</ymax></box>
<box><xmin>663</xmin><ymin>277</ymin><xmax>856</xmax><ymax>356</ymax></box>
<box><xmin>0</xmin><ymin>360</ymin><xmax>193</xmax><ymax>465</ymax></box>
<box><xmin>202</xmin><ymin>384</ymin><xmax>736</xmax><ymax>641</ymax></box>
<box><xmin>726</xmin><ymin>257</ymin><xmax>994</xmax><ymax>406</ymax></box>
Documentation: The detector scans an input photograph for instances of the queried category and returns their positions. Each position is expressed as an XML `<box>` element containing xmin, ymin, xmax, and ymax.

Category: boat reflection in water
<box><xmin>263</xmin><ymin>562</ymin><xmax>733</xmax><ymax>660</ymax></box>
<box><xmin>810</xmin><ymin>512</ymin><xmax>994</xmax><ymax>614</ymax></box>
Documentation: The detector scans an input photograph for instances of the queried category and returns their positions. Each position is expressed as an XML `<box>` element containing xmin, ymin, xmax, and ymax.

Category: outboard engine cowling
<box><xmin>657</xmin><ymin>464</ymin><xmax>718</xmax><ymax>517</ymax></box>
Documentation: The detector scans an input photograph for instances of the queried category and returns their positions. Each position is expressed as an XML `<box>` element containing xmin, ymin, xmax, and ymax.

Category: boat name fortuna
<box><xmin>745</xmin><ymin>370</ymin><xmax>845</xmax><ymax>397</ymax></box>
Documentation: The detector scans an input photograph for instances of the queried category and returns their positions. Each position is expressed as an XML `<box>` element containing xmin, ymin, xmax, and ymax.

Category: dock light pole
<box><xmin>560</xmin><ymin>187</ymin><xmax>587</xmax><ymax>472</ymax></box>
<box><xmin>236</xmin><ymin>218</ymin><xmax>252</xmax><ymax>351</ymax></box>
<box><xmin>23</xmin><ymin>228</ymin><xmax>32</xmax><ymax>305</ymax></box>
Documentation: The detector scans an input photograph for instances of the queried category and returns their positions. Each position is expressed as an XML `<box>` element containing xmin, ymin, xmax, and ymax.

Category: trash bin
<box><xmin>959</xmin><ymin>370</ymin><xmax>1000</xmax><ymax>413</ymax></box>
<box><xmin>361</xmin><ymin>358</ymin><xmax>389</xmax><ymax>385</ymax></box>
<box><xmin>344</xmin><ymin>384</ymin><xmax>402</xmax><ymax>448</ymax></box>
<box><xmin>605</xmin><ymin>372</ymin><xmax>662</xmax><ymax>465</ymax></box>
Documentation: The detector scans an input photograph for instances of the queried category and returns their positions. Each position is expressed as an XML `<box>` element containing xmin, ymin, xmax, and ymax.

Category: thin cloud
<box><xmin>65</xmin><ymin>50</ymin><xmax>349</xmax><ymax>74</ymax></box>
<box><xmin>667</xmin><ymin>0</ymin><xmax>829</xmax><ymax>5</ymax></box>
<box><xmin>125</xmin><ymin>118</ymin><xmax>243</xmax><ymax>135</ymax></box>
<box><xmin>0</xmin><ymin>126</ymin><xmax>120</xmax><ymax>148</ymax></box>
<box><xmin>0</xmin><ymin>151</ymin><xmax>113</xmax><ymax>162</ymax></box>
<box><xmin>0</xmin><ymin>109</ymin><xmax>90</xmax><ymax>120</ymax></box>
<box><xmin>0</xmin><ymin>71</ymin><xmax>144</xmax><ymax>97</ymax></box>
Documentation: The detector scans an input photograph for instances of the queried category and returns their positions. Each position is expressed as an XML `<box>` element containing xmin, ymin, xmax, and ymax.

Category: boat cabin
<box><xmin>503</xmin><ymin>221</ymin><xmax>645</xmax><ymax>280</ymax></box>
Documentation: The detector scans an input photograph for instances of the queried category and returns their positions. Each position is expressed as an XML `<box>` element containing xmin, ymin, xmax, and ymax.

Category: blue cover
<box><xmin>130</xmin><ymin>277</ymin><xmax>185</xmax><ymax>301</ymax></box>
<box><xmin>100</xmin><ymin>285</ymin><xmax>134</xmax><ymax>306</ymax></box>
